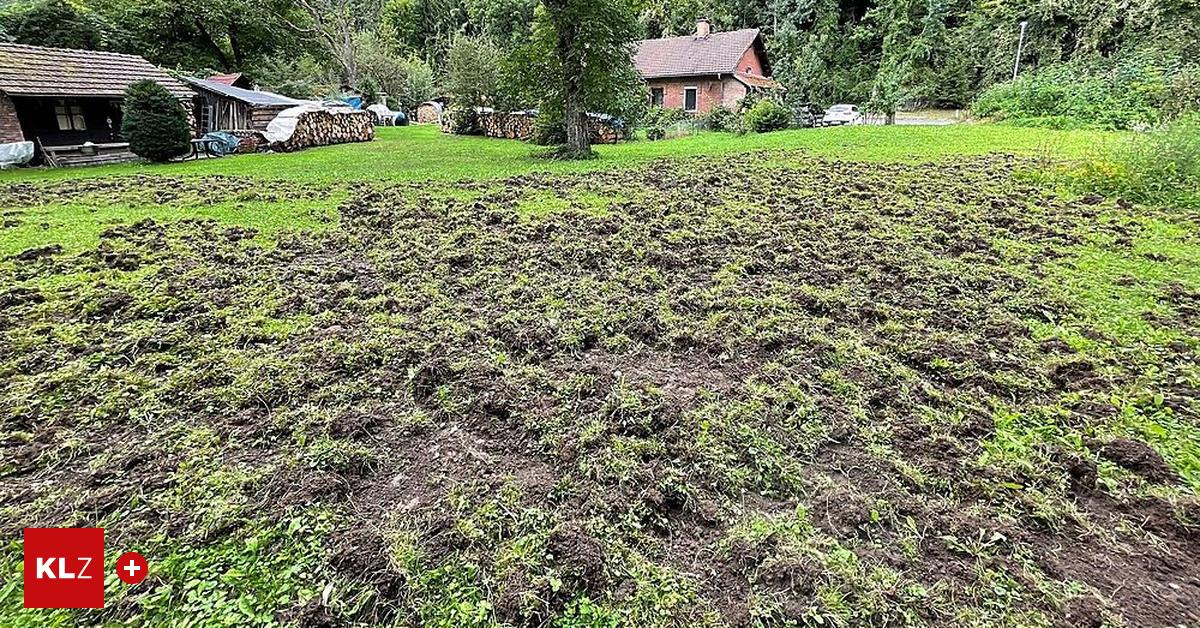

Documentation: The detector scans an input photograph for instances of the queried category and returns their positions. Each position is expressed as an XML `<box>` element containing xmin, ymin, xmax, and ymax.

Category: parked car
<box><xmin>792</xmin><ymin>102</ymin><xmax>826</xmax><ymax>128</ymax></box>
<box><xmin>821</xmin><ymin>104</ymin><xmax>865</xmax><ymax>126</ymax></box>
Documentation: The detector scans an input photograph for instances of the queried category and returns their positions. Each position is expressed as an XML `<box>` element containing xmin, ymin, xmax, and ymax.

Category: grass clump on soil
<box><xmin>1066</xmin><ymin>114</ymin><xmax>1200</xmax><ymax>210</ymax></box>
<box><xmin>1</xmin><ymin>132</ymin><xmax>1198</xmax><ymax>627</ymax></box>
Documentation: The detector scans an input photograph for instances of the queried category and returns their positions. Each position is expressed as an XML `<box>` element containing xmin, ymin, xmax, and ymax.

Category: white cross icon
<box><xmin>123</xmin><ymin>559</ymin><xmax>141</xmax><ymax>578</ymax></box>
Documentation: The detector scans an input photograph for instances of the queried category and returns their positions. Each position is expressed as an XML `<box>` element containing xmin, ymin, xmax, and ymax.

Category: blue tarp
<box><xmin>200</xmin><ymin>132</ymin><xmax>241</xmax><ymax>156</ymax></box>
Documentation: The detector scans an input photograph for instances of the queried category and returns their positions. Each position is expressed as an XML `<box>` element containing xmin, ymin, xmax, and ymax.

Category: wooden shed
<box><xmin>183</xmin><ymin>77</ymin><xmax>303</xmax><ymax>133</ymax></box>
<box><xmin>0</xmin><ymin>42</ymin><xmax>196</xmax><ymax>166</ymax></box>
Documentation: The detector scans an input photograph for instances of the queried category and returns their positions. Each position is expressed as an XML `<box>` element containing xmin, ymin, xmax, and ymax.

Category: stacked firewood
<box><xmin>269</xmin><ymin>108</ymin><xmax>375</xmax><ymax>153</ymax></box>
<box><xmin>478</xmin><ymin>111</ymin><xmax>537</xmax><ymax>140</ymax></box>
<box><xmin>587</xmin><ymin>117</ymin><xmax>626</xmax><ymax>144</ymax></box>
<box><xmin>226</xmin><ymin>130</ymin><xmax>268</xmax><ymax>154</ymax></box>
<box><xmin>444</xmin><ymin>108</ymin><xmax>627</xmax><ymax>144</ymax></box>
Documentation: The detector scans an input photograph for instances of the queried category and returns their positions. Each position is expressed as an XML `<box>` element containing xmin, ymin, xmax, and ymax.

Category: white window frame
<box><xmin>683</xmin><ymin>86</ymin><xmax>698</xmax><ymax>112</ymax></box>
<box><xmin>54</xmin><ymin>99</ymin><xmax>87</xmax><ymax>131</ymax></box>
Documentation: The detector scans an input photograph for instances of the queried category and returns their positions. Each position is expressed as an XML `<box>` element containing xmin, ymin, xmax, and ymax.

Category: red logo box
<box><xmin>23</xmin><ymin>528</ymin><xmax>105</xmax><ymax>609</ymax></box>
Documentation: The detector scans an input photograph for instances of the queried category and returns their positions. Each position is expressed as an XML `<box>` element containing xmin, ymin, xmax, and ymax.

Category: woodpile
<box><xmin>266</xmin><ymin>105</ymin><xmax>375</xmax><ymax>153</ymax></box>
<box><xmin>226</xmin><ymin>129</ymin><xmax>268</xmax><ymax>154</ymax></box>
<box><xmin>478</xmin><ymin>110</ymin><xmax>536</xmax><ymax>139</ymax></box>
<box><xmin>443</xmin><ymin>108</ymin><xmax>627</xmax><ymax>144</ymax></box>
<box><xmin>416</xmin><ymin>101</ymin><xmax>444</xmax><ymax>124</ymax></box>
<box><xmin>587</xmin><ymin>116</ymin><xmax>627</xmax><ymax>144</ymax></box>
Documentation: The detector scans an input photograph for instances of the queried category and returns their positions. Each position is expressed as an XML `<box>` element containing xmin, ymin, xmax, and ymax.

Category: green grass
<box><xmin>0</xmin><ymin>124</ymin><xmax>1116</xmax><ymax>185</ymax></box>
<box><xmin>2</xmin><ymin>125</ymin><xmax>1195</xmax><ymax>627</ymax></box>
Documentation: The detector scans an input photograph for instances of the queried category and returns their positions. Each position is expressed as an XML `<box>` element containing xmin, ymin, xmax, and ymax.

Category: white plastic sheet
<box><xmin>0</xmin><ymin>141</ymin><xmax>34</xmax><ymax>168</ymax></box>
<box><xmin>264</xmin><ymin>103</ymin><xmax>358</xmax><ymax>144</ymax></box>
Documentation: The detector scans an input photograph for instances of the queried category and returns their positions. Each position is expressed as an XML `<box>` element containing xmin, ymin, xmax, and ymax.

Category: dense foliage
<box><xmin>974</xmin><ymin>57</ymin><xmax>1200</xmax><ymax>129</ymax></box>
<box><xmin>121</xmin><ymin>80</ymin><xmax>192</xmax><ymax>162</ymax></box>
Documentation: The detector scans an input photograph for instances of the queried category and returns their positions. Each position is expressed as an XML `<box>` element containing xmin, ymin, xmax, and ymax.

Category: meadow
<box><xmin>1</xmin><ymin>124</ymin><xmax>1196</xmax><ymax>627</ymax></box>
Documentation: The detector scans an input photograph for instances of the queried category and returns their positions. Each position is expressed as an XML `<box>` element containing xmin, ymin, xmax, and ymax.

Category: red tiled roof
<box><xmin>0</xmin><ymin>43</ymin><xmax>194</xmax><ymax>99</ymax></box>
<box><xmin>635</xmin><ymin>29</ymin><xmax>763</xmax><ymax>79</ymax></box>
<box><xmin>207</xmin><ymin>73</ymin><xmax>243</xmax><ymax>86</ymax></box>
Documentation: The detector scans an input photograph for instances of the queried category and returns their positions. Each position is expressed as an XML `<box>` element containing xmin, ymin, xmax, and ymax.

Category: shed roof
<box><xmin>635</xmin><ymin>29</ymin><xmax>767</xmax><ymax>79</ymax></box>
<box><xmin>734</xmin><ymin>72</ymin><xmax>781</xmax><ymax>89</ymax></box>
<box><xmin>0</xmin><ymin>43</ymin><xmax>194</xmax><ymax>99</ymax></box>
<box><xmin>182</xmin><ymin>77</ymin><xmax>302</xmax><ymax>107</ymax></box>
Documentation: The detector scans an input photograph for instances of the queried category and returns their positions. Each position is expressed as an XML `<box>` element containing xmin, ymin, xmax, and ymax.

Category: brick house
<box><xmin>0</xmin><ymin>42</ymin><xmax>195</xmax><ymax>165</ymax></box>
<box><xmin>634</xmin><ymin>20</ymin><xmax>781</xmax><ymax>114</ymax></box>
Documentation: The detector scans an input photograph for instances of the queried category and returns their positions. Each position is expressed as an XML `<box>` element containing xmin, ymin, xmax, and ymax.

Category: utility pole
<box><xmin>1013</xmin><ymin>21</ymin><xmax>1029</xmax><ymax>80</ymax></box>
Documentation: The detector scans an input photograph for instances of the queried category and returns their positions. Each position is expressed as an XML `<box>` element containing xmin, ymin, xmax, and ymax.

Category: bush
<box><xmin>121</xmin><ymin>80</ymin><xmax>191</xmax><ymax>162</ymax></box>
<box><xmin>972</xmin><ymin>57</ymin><xmax>1200</xmax><ymax>130</ymax></box>
<box><xmin>444</xmin><ymin>105</ymin><xmax>482</xmax><ymax>135</ymax></box>
<box><xmin>1068</xmin><ymin>114</ymin><xmax>1200</xmax><ymax>209</ymax></box>
<box><xmin>645</xmin><ymin>126</ymin><xmax>665</xmax><ymax>141</ymax></box>
<box><xmin>702</xmin><ymin>105</ymin><xmax>736</xmax><ymax>132</ymax></box>
<box><xmin>531</xmin><ymin>116</ymin><xmax>565</xmax><ymax>146</ymax></box>
<box><xmin>644</xmin><ymin>106</ymin><xmax>691</xmax><ymax>129</ymax></box>
<box><xmin>743</xmin><ymin>99</ymin><xmax>791</xmax><ymax>133</ymax></box>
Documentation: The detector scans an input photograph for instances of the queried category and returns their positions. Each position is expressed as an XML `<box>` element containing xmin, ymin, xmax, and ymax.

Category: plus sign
<box><xmin>115</xmin><ymin>551</ymin><xmax>148</xmax><ymax>584</ymax></box>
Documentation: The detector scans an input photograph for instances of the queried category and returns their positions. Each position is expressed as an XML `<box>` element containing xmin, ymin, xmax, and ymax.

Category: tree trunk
<box><xmin>555</xmin><ymin>14</ymin><xmax>591</xmax><ymax>157</ymax></box>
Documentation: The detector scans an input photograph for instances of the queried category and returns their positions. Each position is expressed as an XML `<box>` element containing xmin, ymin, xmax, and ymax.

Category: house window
<box><xmin>684</xmin><ymin>87</ymin><xmax>698</xmax><ymax>112</ymax></box>
<box><xmin>54</xmin><ymin>99</ymin><xmax>87</xmax><ymax>131</ymax></box>
<box><xmin>651</xmin><ymin>87</ymin><xmax>664</xmax><ymax>107</ymax></box>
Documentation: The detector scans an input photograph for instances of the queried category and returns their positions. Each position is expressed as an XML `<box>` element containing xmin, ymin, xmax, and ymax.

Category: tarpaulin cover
<box><xmin>200</xmin><ymin>132</ymin><xmax>240</xmax><ymax>156</ymax></box>
<box><xmin>0</xmin><ymin>141</ymin><xmax>34</xmax><ymax>168</ymax></box>
<box><xmin>264</xmin><ymin>103</ymin><xmax>360</xmax><ymax>144</ymax></box>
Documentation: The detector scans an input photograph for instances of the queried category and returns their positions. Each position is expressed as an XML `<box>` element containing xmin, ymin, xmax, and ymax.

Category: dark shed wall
<box><xmin>12</xmin><ymin>96</ymin><xmax>124</xmax><ymax>146</ymax></box>
<box><xmin>0</xmin><ymin>93</ymin><xmax>24</xmax><ymax>143</ymax></box>
<box><xmin>197</xmin><ymin>93</ymin><xmax>288</xmax><ymax>132</ymax></box>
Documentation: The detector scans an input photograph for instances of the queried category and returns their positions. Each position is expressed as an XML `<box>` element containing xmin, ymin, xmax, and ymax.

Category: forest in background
<box><xmin>1</xmin><ymin>0</ymin><xmax>1198</xmax><ymax>128</ymax></box>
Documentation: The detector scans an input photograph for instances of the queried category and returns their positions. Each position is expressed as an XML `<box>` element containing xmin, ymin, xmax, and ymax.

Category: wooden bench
<box><xmin>40</xmin><ymin>141</ymin><xmax>138</xmax><ymax>167</ymax></box>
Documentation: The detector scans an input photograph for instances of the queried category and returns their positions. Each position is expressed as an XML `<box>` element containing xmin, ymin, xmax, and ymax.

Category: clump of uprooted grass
<box><xmin>1068</xmin><ymin>114</ymin><xmax>1200</xmax><ymax>209</ymax></box>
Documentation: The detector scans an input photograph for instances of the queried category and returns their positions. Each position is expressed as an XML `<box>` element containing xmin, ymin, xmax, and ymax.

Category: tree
<box><xmin>444</xmin><ymin>34</ymin><xmax>505</xmax><ymax>133</ymax></box>
<box><xmin>2</xmin><ymin>0</ymin><xmax>109</xmax><ymax>50</ymax></box>
<box><xmin>357</xmin><ymin>30</ymin><xmax>437</xmax><ymax>110</ymax></box>
<box><xmin>514</xmin><ymin>0</ymin><xmax>643</xmax><ymax>158</ymax></box>
<box><xmin>278</xmin><ymin>0</ymin><xmax>385</xmax><ymax>85</ymax></box>
<box><xmin>122</xmin><ymin>80</ymin><xmax>192</xmax><ymax>163</ymax></box>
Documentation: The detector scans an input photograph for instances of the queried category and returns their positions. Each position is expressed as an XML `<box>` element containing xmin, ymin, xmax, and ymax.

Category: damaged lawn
<box><xmin>1</xmin><ymin>148</ymin><xmax>1198</xmax><ymax>627</ymax></box>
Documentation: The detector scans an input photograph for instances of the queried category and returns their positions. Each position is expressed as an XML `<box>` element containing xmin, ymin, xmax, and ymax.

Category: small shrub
<box><xmin>529</xmin><ymin>113</ymin><xmax>566</xmax><ymax>146</ymax></box>
<box><xmin>743</xmin><ymin>99</ymin><xmax>791</xmax><ymax>133</ymax></box>
<box><xmin>1069</xmin><ymin>114</ymin><xmax>1200</xmax><ymax>208</ymax></box>
<box><xmin>646</xmin><ymin>126</ymin><xmax>665</xmax><ymax>141</ymax></box>
<box><xmin>121</xmin><ymin>80</ymin><xmax>191</xmax><ymax>162</ymax></box>
<box><xmin>644</xmin><ymin>106</ymin><xmax>691</xmax><ymax>129</ymax></box>
<box><xmin>702</xmin><ymin>105</ymin><xmax>736</xmax><ymax>132</ymax></box>
<box><xmin>444</xmin><ymin>105</ymin><xmax>482</xmax><ymax>135</ymax></box>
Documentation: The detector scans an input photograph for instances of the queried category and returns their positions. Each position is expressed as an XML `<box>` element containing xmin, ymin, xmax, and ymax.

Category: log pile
<box><xmin>478</xmin><ymin>110</ymin><xmax>536</xmax><ymax>140</ymax></box>
<box><xmin>266</xmin><ymin>106</ymin><xmax>375</xmax><ymax>153</ymax></box>
<box><xmin>227</xmin><ymin>130</ymin><xmax>268</xmax><ymax>154</ymax></box>
<box><xmin>587</xmin><ymin>116</ymin><xmax>626</xmax><ymax>144</ymax></box>
<box><xmin>443</xmin><ymin>108</ymin><xmax>627</xmax><ymax>144</ymax></box>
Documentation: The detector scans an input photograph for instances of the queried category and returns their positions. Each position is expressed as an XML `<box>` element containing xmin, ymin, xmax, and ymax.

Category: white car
<box><xmin>822</xmin><ymin>104</ymin><xmax>864</xmax><ymax>126</ymax></box>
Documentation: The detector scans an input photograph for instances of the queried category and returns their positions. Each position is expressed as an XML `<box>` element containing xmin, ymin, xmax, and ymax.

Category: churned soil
<box><xmin>1</xmin><ymin>153</ymin><xmax>1198</xmax><ymax>626</ymax></box>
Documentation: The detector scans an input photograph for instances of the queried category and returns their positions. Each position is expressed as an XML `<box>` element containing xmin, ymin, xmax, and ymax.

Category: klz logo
<box><xmin>24</xmin><ymin>528</ymin><xmax>105</xmax><ymax>609</ymax></box>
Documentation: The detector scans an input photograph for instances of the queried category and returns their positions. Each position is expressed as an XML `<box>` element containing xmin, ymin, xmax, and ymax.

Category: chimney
<box><xmin>695</xmin><ymin>18</ymin><xmax>712</xmax><ymax>38</ymax></box>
